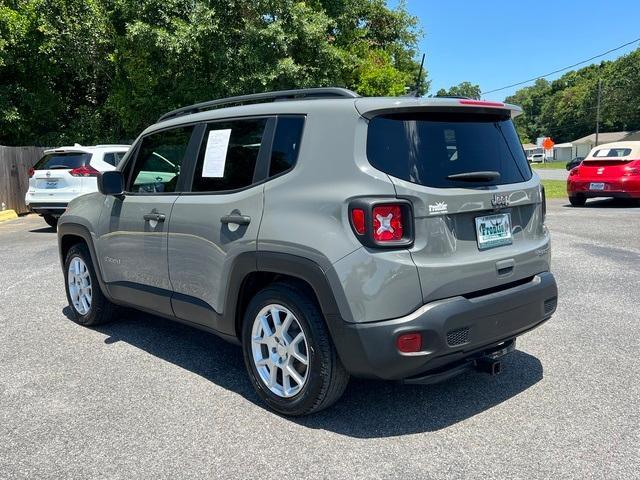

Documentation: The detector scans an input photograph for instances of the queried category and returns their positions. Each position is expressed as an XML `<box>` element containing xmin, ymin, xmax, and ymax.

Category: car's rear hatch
<box><xmin>577</xmin><ymin>159</ymin><xmax>638</xmax><ymax>182</ymax></box>
<box><xmin>29</xmin><ymin>151</ymin><xmax>93</xmax><ymax>199</ymax></box>
<box><xmin>357</xmin><ymin>98</ymin><xmax>549</xmax><ymax>303</ymax></box>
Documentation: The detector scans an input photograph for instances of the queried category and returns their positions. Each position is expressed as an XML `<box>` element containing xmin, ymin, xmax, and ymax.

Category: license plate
<box><xmin>589</xmin><ymin>182</ymin><xmax>605</xmax><ymax>191</ymax></box>
<box><xmin>45</xmin><ymin>180</ymin><xmax>58</xmax><ymax>189</ymax></box>
<box><xmin>475</xmin><ymin>213</ymin><xmax>512</xmax><ymax>250</ymax></box>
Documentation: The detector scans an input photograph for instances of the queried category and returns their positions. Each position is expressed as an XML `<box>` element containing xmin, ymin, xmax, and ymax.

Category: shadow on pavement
<box><xmin>562</xmin><ymin>198</ymin><xmax>639</xmax><ymax>209</ymax></box>
<box><xmin>29</xmin><ymin>226</ymin><xmax>56</xmax><ymax>233</ymax></box>
<box><xmin>63</xmin><ymin>306</ymin><xmax>543</xmax><ymax>437</ymax></box>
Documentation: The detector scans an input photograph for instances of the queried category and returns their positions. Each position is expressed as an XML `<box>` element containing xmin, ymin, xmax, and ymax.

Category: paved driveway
<box><xmin>534</xmin><ymin>168</ymin><xmax>569</xmax><ymax>180</ymax></box>
<box><xmin>1</xmin><ymin>202</ymin><xmax>638</xmax><ymax>479</ymax></box>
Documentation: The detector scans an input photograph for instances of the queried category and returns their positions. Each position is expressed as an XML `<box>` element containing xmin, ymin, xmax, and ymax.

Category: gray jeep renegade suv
<box><xmin>58</xmin><ymin>88</ymin><xmax>557</xmax><ymax>415</ymax></box>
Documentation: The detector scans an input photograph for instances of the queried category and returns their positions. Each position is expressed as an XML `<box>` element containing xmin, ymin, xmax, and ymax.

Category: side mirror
<box><xmin>98</xmin><ymin>171</ymin><xmax>124</xmax><ymax>196</ymax></box>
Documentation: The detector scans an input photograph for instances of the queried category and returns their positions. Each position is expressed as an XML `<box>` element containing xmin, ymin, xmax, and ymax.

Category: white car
<box><xmin>530</xmin><ymin>153</ymin><xmax>545</xmax><ymax>163</ymax></box>
<box><xmin>26</xmin><ymin>144</ymin><xmax>130</xmax><ymax>228</ymax></box>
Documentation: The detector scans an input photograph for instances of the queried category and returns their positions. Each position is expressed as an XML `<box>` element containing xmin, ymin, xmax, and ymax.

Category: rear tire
<box><xmin>43</xmin><ymin>215</ymin><xmax>58</xmax><ymax>229</ymax></box>
<box><xmin>569</xmin><ymin>196</ymin><xmax>586</xmax><ymax>207</ymax></box>
<box><xmin>64</xmin><ymin>243</ymin><xmax>118</xmax><ymax>326</ymax></box>
<box><xmin>242</xmin><ymin>282</ymin><xmax>349</xmax><ymax>416</ymax></box>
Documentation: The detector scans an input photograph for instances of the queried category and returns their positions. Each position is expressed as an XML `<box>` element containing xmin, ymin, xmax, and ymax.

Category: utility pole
<box><xmin>595</xmin><ymin>78</ymin><xmax>602</xmax><ymax>146</ymax></box>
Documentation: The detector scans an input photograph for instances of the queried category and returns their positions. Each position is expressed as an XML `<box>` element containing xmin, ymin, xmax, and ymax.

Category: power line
<box><xmin>481</xmin><ymin>37</ymin><xmax>640</xmax><ymax>96</ymax></box>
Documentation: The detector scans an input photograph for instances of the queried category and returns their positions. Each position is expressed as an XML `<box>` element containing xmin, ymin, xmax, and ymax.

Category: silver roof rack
<box><xmin>158</xmin><ymin>87</ymin><xmax>360</xmax><ymax>122</ymax></box>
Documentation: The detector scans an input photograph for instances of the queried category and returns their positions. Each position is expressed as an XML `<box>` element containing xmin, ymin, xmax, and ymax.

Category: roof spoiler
<box><xmin>354</xmin><ymin>97</ymin><xmax>523</xmax><ymax>120</ymax></box>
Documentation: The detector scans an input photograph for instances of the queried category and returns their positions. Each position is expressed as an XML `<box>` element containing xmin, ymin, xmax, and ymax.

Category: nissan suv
<box><xmin>57</xmin><ymin>88</ymin><xmax>557</xmax><ymax>415</ymax></box>
<box><xmin>26</xmin><ymin>144</ymin><xmax>129</xmax><ymax>228</ymax></box>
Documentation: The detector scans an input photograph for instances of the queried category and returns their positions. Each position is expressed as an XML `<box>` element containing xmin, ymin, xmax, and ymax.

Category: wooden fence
<box><xmin>0</xmin><ymin>146</ymin><xmax>47</xmax><ymax>214</ymax></box>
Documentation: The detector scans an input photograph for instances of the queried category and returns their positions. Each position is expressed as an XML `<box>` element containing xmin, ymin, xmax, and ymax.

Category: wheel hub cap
<box><xmin>251</xmin><ymin>304</ymin><xmax>309</xmax><ymax>398</ymax></box>
<box><xmin>67</xmin><ymin>257</ymin><xmax>92</xmax><ymax>315</ymax></box>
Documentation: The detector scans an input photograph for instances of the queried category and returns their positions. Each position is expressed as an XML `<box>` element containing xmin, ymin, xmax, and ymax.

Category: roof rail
<box><xmin>158</xmin><ymin>87</ymin><xmax>360</xmax><ymax>122</ymax></box>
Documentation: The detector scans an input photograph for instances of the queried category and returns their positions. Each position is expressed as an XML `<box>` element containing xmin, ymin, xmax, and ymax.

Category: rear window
<box><xmin>592</xmin><ymin>148</ymin><xmax>631</xmax><ymax>158</ymax></box>
<box><xmin>34</xmin><ymin>152</ymin><xmax>92</xmax><ymax>170</ymax></box>
<box><xmin>366</xmin><ymin>113</ymin><xmax>532</xmax><ymax>188</ymax></box>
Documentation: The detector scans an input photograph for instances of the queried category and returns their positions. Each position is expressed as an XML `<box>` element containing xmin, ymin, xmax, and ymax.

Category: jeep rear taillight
<box><xmin>70</xmin><ymin>165</ymin><xmax>99</xmax><ymax>177</ymax></box>
<box><xmin>351</xmin><ymin>208</ymin><xmax>366</xmax><ymax>235</ymax></box>
<box><xmin>349</xmin><ymin>199</ymin><xmax>413</xmax><ymax>248</ymax></box>
<box><xmin>372</xmin><ymin>205</ymin><xmax>403</xmax><ymax>241</ymax></box>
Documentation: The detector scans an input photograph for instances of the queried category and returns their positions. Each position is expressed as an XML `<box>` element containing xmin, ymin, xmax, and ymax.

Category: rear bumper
<box><xmin>331</xmin><ymin>272</ymin><xmax>557</xmax><ymax>381</ymax></box>
<box><xmin>567</xmin><ymin>177</ymin><xmax>640</xmax><ymax>198</ymax></box>
<box><xmin>26</xmin><ymin>202</ymin><xmax>68</xmax><ymax>216</ymax></box>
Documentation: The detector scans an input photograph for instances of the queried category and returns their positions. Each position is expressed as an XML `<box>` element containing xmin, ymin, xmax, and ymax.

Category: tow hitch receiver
<box><xmin>474</xmin><ymin>340</ymin><xmax>515</xmax><ymax>376</ymax></box>
<box><xmin>475</xmin><ymin>357</ymin><xmax>502</xmax><ymax>376</ymax></box>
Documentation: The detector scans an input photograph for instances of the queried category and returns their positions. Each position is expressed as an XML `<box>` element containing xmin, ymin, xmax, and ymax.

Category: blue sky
<box><xmin>392</xmin><ymin>0</ymin><xmax>640</xmax><ymax>100</ymax></box>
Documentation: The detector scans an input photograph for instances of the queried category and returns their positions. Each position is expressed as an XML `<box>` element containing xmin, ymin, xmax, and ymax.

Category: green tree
<box><xmin>0</xmin><ymin>0</ymin><xmax>428</xmax><ymax>145</ymax></box>
<box><xmin>435</xmin><ymin>81</ymin><xmax>481</xmax><ymax>99</ymax></box>
<box><xmin>505</xmin><ymin>48</ymin><xmax>640</xmax><ymax>144</ymax></box>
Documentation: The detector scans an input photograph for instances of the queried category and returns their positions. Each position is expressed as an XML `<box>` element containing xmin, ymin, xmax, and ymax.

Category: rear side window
<box><xmin>128</xmin><ymin>126</ymin><xmax>193</xmax><ymax>193</ymax></box>
<box><xmin>34</xmin><ymin>152</ymin><xmax>92</xmax><ymax>170</ymax></box>
<box><xmin>367</xmin><ymin>113</ymin><xmax>532</xmax><ymax>188</ymax></box>
<box><xmin>103</xmin><ymin>152</ymin><xmax>126</xmax><ymax>167</ymax></box>
<box><xmin>192</xmin><ymin>118</ymin><xmax>267</xmax><ymax>192</ymax></box>
<box><xmin>269</xmin><ymin>116</ymin><xmax>305</xmax><ymax>177</ymax></box>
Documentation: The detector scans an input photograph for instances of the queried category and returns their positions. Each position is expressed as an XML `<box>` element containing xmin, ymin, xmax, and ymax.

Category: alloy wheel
<box><xmin>68</xmin><ymin>257</ymin><xmax>92</xmax><ymax>315</ymax></box>
<box><xmin>250</xmin><ymin>304</ymin><xmax>309</xmax><ymax>398</ymax></box>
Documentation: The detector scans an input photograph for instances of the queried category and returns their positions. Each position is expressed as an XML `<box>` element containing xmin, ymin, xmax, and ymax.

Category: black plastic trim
<box><xmin>57</xmin><ymin>223</ymin><xmax>110</xmax><ymax>297</ymax></box>
<box><xmin>107</xmin><ymin>281</ymin><xmax>174</xmax><ymax>317</ymax></box>
<box><xmin>330</xmin><ymin>271</ymin><xmax>557</xmax><ymax>380</ymax></box>
<box><xmin>216</xmin><ymin>251</ymin><xmax>350</xmax><ymax>338</ymax></box>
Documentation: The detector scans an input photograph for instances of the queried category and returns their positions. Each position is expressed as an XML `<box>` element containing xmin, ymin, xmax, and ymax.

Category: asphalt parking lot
<box><xmin>1</xmin><ymin>200</ymin><xmax>639</xmax><ymax>479</ymax></box>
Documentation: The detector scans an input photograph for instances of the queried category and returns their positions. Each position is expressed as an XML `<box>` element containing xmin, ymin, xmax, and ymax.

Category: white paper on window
<box><xmin>202</xmin><ymin>129</ymin><xmax>232</xmax><ymax>178</ymax></box>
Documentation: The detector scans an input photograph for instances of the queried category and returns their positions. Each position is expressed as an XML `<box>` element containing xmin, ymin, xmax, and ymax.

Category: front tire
<box><xmin>242</xmin><ymin>283</ymin><xmax>349</xmax><ymax>416</ymax></box>
<box><xmin>43</xmin><ymin>214</ymin><xmax>58</xmax><ymax>229</ymax></box>
<box><xmin>569</xmin><ymin>195</ymin><xmax>586</xmax><ymax>207</ymax></box>
<box><xmin>64</xmin><ymin>243</ymin><xmax>118</xmax><ymax>326</ymax></box>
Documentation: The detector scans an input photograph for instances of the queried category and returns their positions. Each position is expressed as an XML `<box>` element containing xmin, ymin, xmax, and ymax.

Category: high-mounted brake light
<box><xmin>372</xmin><ymin>205</ymin><xmax>403</xmax><ymax>241</ymax></box>
<box><xmin>70</xmin><ymin>165</ymin><xmax>99</xmax><ymax>177</ymax></box>
<box><xmin>459</xmin><ymin>99</ymin><xmax>505</xmax><ymax>108</ymax></box>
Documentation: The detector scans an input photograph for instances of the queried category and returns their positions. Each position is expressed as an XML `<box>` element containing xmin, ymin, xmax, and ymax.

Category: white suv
<box><xmin>26</xmin><ymin>144</ymin><xmax>130</xmax><ymax>228</ymax></box>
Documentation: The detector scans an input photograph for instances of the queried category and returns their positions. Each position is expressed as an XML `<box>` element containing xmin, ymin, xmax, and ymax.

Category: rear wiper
<box><xmin>447</xmin><ymin>171</ymin><xmax>501</xmax><ymax>182</ymax></box>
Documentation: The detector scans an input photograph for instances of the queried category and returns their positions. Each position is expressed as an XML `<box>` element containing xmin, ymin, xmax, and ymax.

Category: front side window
<box><xmin>367</xmin><ymin>112</ymin><xmax>532</xmax><ymax>188</ymax></box>
<box><xmin>128</xmin><ymin>126</ymin><xmax>193</xmax><ymax>193</ymax></box>
<box><xmin>192</xmin><ymin>118</ymin><xmax>267</xmax><ymax>192</ymax></box>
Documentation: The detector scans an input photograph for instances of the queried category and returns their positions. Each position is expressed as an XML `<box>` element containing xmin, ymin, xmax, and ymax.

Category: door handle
<box><xmin>220</xmin><ymin>214</ymin><xmax>251</xmax><ymax>225</ymax></box>
<box><xmin>143</xmin><ymin>212</ymin><xmax>166</xmax><ymax>222</ymax></box>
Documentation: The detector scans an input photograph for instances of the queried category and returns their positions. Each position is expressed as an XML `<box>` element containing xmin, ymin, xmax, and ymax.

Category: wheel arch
<box><xmin>57</xmin><ymin>223</ymin><xmax>110</xmax><ymax>298</ymax></box>
<box><xmin>223</xmin><ymin>252</ymin><xmax>351</xmax><ymax>341</ymax></box>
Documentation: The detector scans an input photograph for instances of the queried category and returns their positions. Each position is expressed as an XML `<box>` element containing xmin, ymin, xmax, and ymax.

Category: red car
<box><xmin>567</xmin><ymin>141</ymin><xmax>640</xmax><ymax>206</ymax></box>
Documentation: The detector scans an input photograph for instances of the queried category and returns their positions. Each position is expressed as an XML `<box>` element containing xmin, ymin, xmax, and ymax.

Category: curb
<box><xmin>0</xmin><ymin>209</ymin><xmax>18</xmax><ymax>223</ymax></box>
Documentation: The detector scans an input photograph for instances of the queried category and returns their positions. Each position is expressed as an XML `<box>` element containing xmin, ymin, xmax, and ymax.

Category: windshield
<box><xmin>34</xmin><ymin>152</ymin><xmax>92</xmax><ymax>170</ymax></box>
<box><xmin>367</xmin><ymin>112</ymin><xmax>532</xmax><ymax>188</ymax></box>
